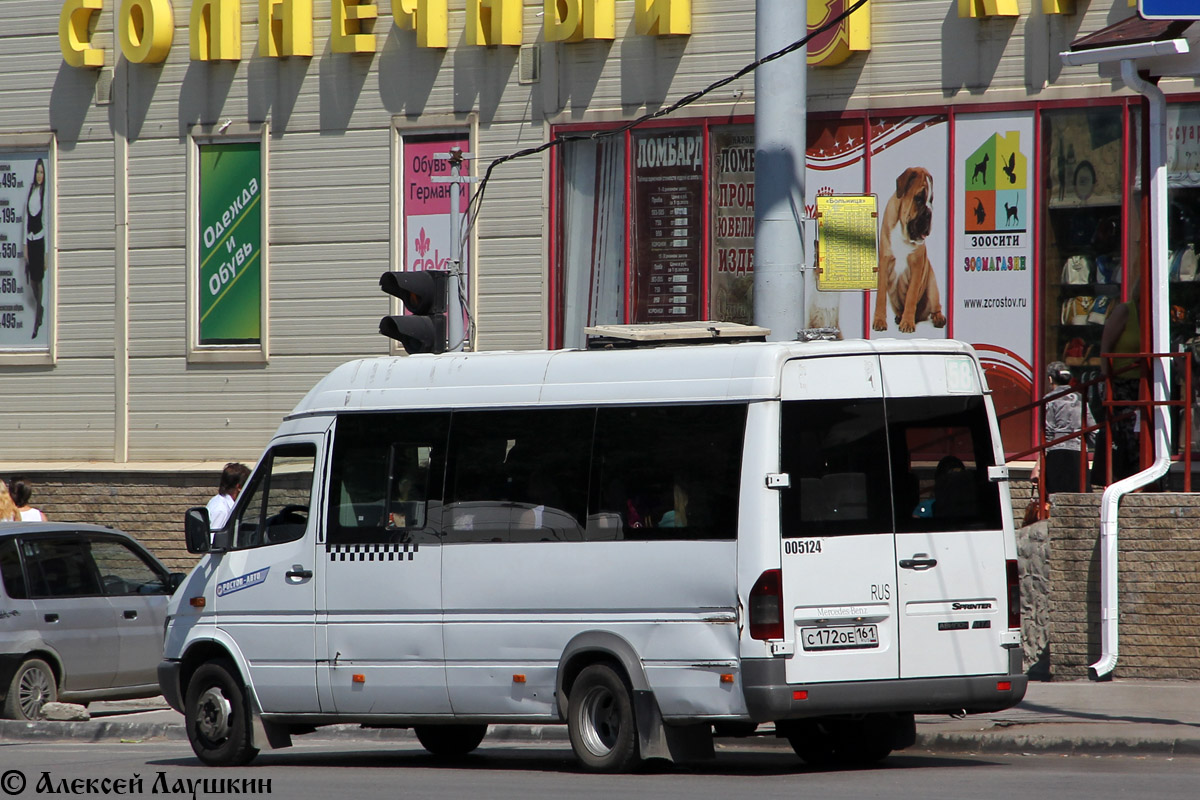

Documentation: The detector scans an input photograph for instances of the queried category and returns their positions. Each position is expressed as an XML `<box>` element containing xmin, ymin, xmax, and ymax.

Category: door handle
<box><xmin>44</xmin><ymin>613</ymin><xmax>59</xmax><ymax>623</ymax></box>
<box><xmin>124</xmin><ymin>610</ymin><xmax>138</xmax><ymax>620</ymax></box>
<box><xmin>286</xmin><ymin>566</ymin><xmax>313</xmax><ymax>580</ymax></box>
<box><xmin>899</xmin><ymin>555</ymin><xmax>938</xmax><ymax>570</ymax></box>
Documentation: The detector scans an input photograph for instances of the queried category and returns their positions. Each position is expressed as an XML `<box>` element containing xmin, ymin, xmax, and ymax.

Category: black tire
<box><xmin>2</xmin><ymin>658</ymin><xmax>57</xmax><ymax>720</ymax></box>
<box><xmin>184</xmin><ymin>660</ymin><xmax>259</xmax><ymax>767</ymax></box>
<box><xmin>784</xmin><ymin>715</ymin><xmax>904</xmax><ymax>767</ymax></box>
<box><xmin>414</xmin><ymin>724</ymin><xmax>488</xmax><ymax>757</ymax></box>
<box><xmin>567</xmin><ymin>664</ymin><xmax>640</xmax><ymax>773</ymax></box>
<box><xmin>782</xmin><ymin>719</ymin><xmax>841</xmax><ymax>766</ymax></box>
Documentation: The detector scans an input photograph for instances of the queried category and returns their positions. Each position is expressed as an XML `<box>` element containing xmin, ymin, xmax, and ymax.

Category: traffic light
<box><xmin>379</xmin><ymin>270</ymin><xmax>448</xmax><ymax>354</ymax></box>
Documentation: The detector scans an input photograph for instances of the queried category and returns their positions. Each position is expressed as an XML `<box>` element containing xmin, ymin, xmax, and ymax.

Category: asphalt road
<box><xmin>1</xmin><ymin>740</ymin><xmax>1199</xmax><ymax>800</ymax></box>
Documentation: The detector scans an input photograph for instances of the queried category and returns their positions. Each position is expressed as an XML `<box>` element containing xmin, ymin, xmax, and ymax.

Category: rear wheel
<box><xmin>184</xmin><ymin>660</ymin><xmax>258</xmax><ymax>767</ymax></box>
<box><xmin>3</xmin><ymin>658</ymin><xmax>57</xmax><ymax>720</ymax></box>
<box><xmin>784</xmin><ymin>714</ymin><xmax>911</xmax><ymax>767</ymax></box>
<box><xmin>414</xmin><ymin>724</ymin><xmax>488</xmax><ymax>757</ymax></box>
<box><xmin>567</xmin><ymin>664</ymin><xmax>639</xmax><ymax>773</ymax></box>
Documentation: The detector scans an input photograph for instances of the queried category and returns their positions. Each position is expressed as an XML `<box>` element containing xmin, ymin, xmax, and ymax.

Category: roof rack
<box><xmin>584</xmin><ymin>321</ymin><xmax>771</xmax><ymax>349</ymax></box>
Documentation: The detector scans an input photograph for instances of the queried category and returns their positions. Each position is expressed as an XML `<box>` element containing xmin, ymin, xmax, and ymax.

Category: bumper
<box><xmin>158</xmin><ymin>660</ymin><xmax>185</xmax><ymax>713</ymax></box>
<box><xmin>742</xmin><ymin>658</ymin><xmax>1028</xmax><ymax>722</ymax></box>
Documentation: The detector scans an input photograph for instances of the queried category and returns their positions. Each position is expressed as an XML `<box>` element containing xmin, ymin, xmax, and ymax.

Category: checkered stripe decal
<box><xmin>326</xmin><ymin>543</ymin><xmax>419</xmax><ymax>562</ymax></box>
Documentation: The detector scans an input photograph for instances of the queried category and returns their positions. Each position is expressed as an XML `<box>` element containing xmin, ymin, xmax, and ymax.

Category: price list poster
<box><xmin>0</xmin><ymin>151</ymin><xmax>50</xmax><ymax>350</ymax></box>
<box><xmin>631</xmin><ymin>130</ymin><xmax>704</xmax><ymax>321</ymax></box>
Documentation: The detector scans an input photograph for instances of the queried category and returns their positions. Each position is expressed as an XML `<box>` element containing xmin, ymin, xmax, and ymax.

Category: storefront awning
<box><xmin>1063</xmin><ymin>15</ymin><xmax>1193</xmax><ymax>70</ymax></box>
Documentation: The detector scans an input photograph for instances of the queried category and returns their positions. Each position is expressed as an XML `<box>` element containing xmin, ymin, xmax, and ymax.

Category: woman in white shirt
<box><xmin>8</xmin><ymin>477</ymin><xmax>47</xmax><ymax>522</ymax></box>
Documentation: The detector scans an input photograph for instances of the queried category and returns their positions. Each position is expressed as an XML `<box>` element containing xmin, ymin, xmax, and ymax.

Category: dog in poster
<box><xmin>872</xmin><ymin>166</ymin><xmax>946</xmax><ymax>333</ymax></box>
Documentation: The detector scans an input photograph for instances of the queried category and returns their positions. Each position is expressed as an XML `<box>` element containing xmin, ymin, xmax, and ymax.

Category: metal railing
<box><xmin>1000</xmin><ymin>352</ymin><xmax>1193</xmax><ymax>514</ymax></box>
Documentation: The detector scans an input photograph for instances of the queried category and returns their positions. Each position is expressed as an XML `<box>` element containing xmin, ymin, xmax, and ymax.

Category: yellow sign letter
<box><xmin>331</xmin><ymin>0</ymin><xmax>378</xmax><ymax>53</ymax></box>
<box><xmin>119</xmin><ymin>0</ymin><xmax>174</xmax><ymax>64</ymax></box>
<box><xmin>634</xmin><ymin>0</ymin><xmax>690</xmax><ymax>36</ymax></box>
<box><xmin>393</xmin><ymin>0</ymin><xmax>448</xmax><ymax>49</ymax></box>
<box><xmin>957</xmin><ymin>0</ymin><xmax>1019</xmax><ymax>17</ymax></box>
<box><xmin>467</xmin><ymin>0</ymin><xmax>523</xmax><ymax>47</ymax></box>
<box><xmin>191</xmin><ymin>0</ymin><xmax>242</xmax><ymax>61</ymax></box>
<box><xmin>60</xmin><ymin>0</ymin><xmax>104</xmax><ymax>68</ymax></box>
<box><xmin>545</xmin><ymin>0</ymin><xmax>615</xmax><ymax>43</ymax></box>
<box><xmin>261</xmin><ymin>0</ymin><xmax>314</xmax><ymax>57</ymax></box>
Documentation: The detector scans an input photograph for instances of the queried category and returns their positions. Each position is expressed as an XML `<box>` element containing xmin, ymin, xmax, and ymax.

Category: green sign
<box><xmin>199</xmin><ymin>142</ymin><xmax>262</xmax><ymax>344</ymax></box>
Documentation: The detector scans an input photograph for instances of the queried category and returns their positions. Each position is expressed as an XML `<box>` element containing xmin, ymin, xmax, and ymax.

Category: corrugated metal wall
<box><xmin>0</xmin><ymin>1</ymin><xmax>1168</xmax><ymax>465</ymax></box>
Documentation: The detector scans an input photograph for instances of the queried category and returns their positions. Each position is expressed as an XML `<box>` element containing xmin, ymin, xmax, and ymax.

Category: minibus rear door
<box><xmin>880</xmin><ymin>353</ymin><xmax>1011</xmax><ymax>679</ymax></box>
<box><xmin>779</xmin><ymin>355</ymin><xmax>900</xmax><ymax>684</ymax></box>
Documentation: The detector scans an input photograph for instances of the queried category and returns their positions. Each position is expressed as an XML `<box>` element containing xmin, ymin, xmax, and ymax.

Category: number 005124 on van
<box><xmin>158</xmin><ymin>335</ymin><xmax>1026</xmax><ymax>773</ymax></box>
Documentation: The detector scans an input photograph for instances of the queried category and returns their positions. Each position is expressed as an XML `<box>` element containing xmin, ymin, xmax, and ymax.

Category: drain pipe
<box><xmin>1087</xmin><ymin>61</ymin><xmax>1175</xmax><ymax>681</ymax></box>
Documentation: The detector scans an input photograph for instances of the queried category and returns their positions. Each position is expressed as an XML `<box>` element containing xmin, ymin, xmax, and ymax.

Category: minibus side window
<box><xmin>888</xmin><ymin>396</ymin><xmax>1003</xmax><ymax>532</ymax></box>
<box><xmin>233</xmin><ymin>444</ymin><xmax>317</xmax><ymax>549</ymax></box>
<box><xmin>589</xmin><ymin>404</ymin><xmax>745</xmax><ymax>541</ymax></box>
<box><xmin>442</xmin><ymin>408</ymin><xmax>594</xmax><ymax>543</ymax></box>
<box><xmin>326</xmin><ymin>413</ymin><xmax>449</xmax><ymax>545</ymax></box>
<box><xmin>780</xmin><ymin>399</ymin><xmax>894</xmax><ymax>537</ymax></box>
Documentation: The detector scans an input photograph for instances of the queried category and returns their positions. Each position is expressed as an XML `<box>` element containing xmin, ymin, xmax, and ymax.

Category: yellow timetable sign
<box><xmin>816</xmin><ymin>194</ymin><xmax>878</xmax><ymax>291</ymax></box>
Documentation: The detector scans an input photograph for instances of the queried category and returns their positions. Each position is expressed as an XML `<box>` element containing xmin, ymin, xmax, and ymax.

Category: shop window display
<box><xmin>1042</xmin><ymin>107</ymin><xmax>1137</xmax><ymax>392</ymax></box>
<box><xmin>1167</xmin><ymin>104</ymin><xmax>1200</xmax><ymax>454</ymax></box>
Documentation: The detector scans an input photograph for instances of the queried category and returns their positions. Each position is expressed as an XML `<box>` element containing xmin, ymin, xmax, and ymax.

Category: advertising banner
<box><xmin>403</xmin><ymin>136</ymin><xmax>470</xmax><ymax>274</ymax></box>
<box><xmin>403</xmin><ymin>136</ymin><xmax>470</xmax><ymax>339</ymax></box>
<box><xmin>711</xmin><ymin>126</ymin><xmax>755</xmax><ymax>324</ymax></box>
<box><xmin>198</xmin><ymin>142</ymin><xmax>262</xmax><ymax>345</ymax></box>
<box><xmin>867</xmin><ymin>115</ymin><xmax>949</xmax><ymax>341</ymax></box>
<box><xmin>805</xmin><ymin>119</ymin><xmax>868</xmax><ymax>337</ymax></box>
<box><xmin>0</xmin><ymin>151</ymin><xmax>51</xmax><ymax>349</ymax></box>
<box><xmin>953</xmin><ymin>111</ymin><xmax>1036</xmax><ymax>454</ymax></box>
<box><xmin>631</xmin><ymin>129</ymin><xmax>704</xmax><ymax>322</ymax></box>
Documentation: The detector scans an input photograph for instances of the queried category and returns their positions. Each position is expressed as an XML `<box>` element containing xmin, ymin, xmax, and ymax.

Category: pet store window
<box><xmin>1041</xmin><ymin>105</ymin><xmax>1140</xmax><ymax>388</ymax></box>
<box><xmin>552</xmin><ymin>120</ymin><xmax>753</xmax><ymax>348</ymax></box>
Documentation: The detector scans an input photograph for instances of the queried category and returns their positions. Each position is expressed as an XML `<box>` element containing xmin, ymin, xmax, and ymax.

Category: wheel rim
<box><xmin>578</xmin><ymin>684</ymin><xmax>621</xmax><ymax>756</ymax></box>
<box><xmin>17</xmin><ymin>665</ymin><xmax>53</xmax><ymax>719</ymax></box>
<box><xmin>195</xmin><ymin>686</ymin><xmax>233</xmax><ymax>743</ymax></box>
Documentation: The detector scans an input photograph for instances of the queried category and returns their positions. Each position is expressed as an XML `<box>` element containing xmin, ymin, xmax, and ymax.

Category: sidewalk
<box><xmin>4</xmin><ymin>680</ymin><xmax>1200</xmax><ymax>757</ymax></box>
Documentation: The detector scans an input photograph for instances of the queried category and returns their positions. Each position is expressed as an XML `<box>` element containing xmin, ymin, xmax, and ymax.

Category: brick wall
<box><xmin>1048</xmin><ymin>493</ymin><xmax>1200</xmax><ymax>680</ymax></box>
<box><xmin>14</xmin><ymin>472</ymin><xmax>216</xmax><ymax>572</ymax></box>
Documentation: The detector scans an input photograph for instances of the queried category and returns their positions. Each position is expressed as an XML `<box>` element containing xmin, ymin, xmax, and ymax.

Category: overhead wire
<box><xmin>460</xmin><ymin>0</ymin><xmax>870</xmax><ymax>251</ymax></box>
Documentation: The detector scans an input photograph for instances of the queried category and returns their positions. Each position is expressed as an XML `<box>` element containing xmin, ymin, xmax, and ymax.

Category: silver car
<box><xmin>0</xmin><ymin>523</ymin><xmax>184</xmax><ymax>720</ymax></box>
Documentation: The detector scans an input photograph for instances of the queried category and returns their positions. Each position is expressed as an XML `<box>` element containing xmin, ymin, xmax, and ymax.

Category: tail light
<box><xmin>1006</xmin><ymin>559</ymin><xmax>1020</xmax><ymax>629</ymax></box>
<box><xmin>749</xmin><ymin>569</ymin><xmax>784</xmax><ymax>640</ymax></box>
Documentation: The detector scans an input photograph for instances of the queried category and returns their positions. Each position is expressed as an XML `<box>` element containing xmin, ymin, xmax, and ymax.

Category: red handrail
<box><xmin>998</xmin><ymin>352</ymin><xmax>1193</xmax><ymax>515</ymax></box>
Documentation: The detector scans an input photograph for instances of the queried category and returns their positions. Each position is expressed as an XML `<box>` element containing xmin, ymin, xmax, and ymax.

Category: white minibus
<box><xmin>159</xmin><ymin>335</ymin><xmax>1026</xmax><ymax>770</ymax></box>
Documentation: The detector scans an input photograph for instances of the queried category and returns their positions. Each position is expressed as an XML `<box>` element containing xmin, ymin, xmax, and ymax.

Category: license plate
<box><xmin>800</xmin><ymin>624</ymin><xmax>879</xmax><ymax>651</ymax></box>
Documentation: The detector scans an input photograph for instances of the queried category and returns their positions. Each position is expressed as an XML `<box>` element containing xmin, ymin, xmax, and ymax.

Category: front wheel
<box><xmin>414</xmin><ymin>724</ymin><xmax>488</xmax><ymax>756</ymax></box>
<box><xmin>184</xmin><ymin>660</ymin><xmax>259</xmax><ymax>767</ymax></box>
<box><xmin>567</xmin><ymin>664</ymin><xmax>640</xmax><ymax>773</ymax></box>
<box><xmin>3</xmin><ymin>658</ymin><xmax>57</xmax><ymax>720</ymax></box>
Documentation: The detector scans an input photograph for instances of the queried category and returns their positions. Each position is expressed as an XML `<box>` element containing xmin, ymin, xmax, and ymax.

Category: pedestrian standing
<box><xmin>207</xmin><ymin>462</ymin><xmax>252</xmax><ymax>530</ymax></box>
<box><xmin>1043</xmin><ymin>362</ymin><xmax>1093</xmax><ymax>494</ymax></box>
<box><xmin>7</xmin><ymin>477</ymin><xmax>47</xmax><ymax>521</ymax></box>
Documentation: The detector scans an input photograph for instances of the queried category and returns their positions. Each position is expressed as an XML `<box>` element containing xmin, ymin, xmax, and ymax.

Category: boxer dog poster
<box><xmin>868</xmin><ymin>116</ymin><xmax>949</xmax><ymax>339</ymax></box>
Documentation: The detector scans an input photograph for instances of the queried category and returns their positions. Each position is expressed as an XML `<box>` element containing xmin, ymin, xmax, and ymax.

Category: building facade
<box><xmin>0</xmin><ymin>1</ymin><xmax>1196</xmax><ymax>548</ymax></box>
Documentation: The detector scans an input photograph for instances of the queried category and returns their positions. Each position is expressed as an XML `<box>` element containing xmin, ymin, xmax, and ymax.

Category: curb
<box><xmin>0</xmin><ymin>719</ymin><xmax>187</xmax><ymax>743</ymax></box>
<box><xmin>913</xmin><ymin>731</ymin><xmax>1200</xmax><ymax>758</ymax></box>
<box><xmin>5</xmin><ymin>718</ymin><xmax>1200</xmax><ymax>759</ymax></box>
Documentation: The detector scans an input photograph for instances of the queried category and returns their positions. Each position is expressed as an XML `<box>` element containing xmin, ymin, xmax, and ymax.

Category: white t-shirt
<box><xmin>19</xmin><ymin>508</ymin><xmax>45</xmax><ymax>522</ymax></box>
<box><xmin>206</xmin><ymin>493</ymin><xmax>236</xmax><ymax>530</ymax></box>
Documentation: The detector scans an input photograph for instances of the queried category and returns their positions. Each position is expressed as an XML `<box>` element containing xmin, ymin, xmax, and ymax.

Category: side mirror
<box><xmin>184</xmin><ymin>507</ymin><xmax>212</xmax><ymax>554</ymax></box>
<box><xmin>167</xmin><ymin>572</ymin><xmax>187</xmax><ymax>592</ymax></box>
